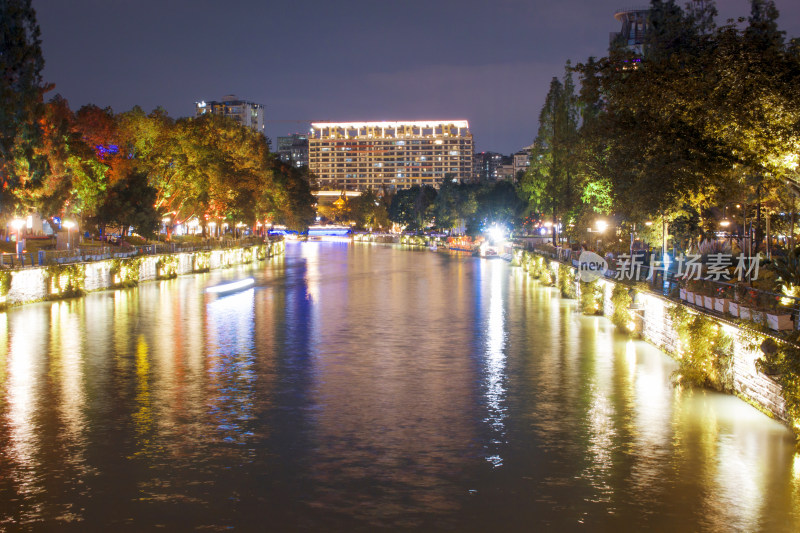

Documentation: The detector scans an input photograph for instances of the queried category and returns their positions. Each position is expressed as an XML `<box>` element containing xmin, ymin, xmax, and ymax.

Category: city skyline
<box><xmin>33</xmin><ymin>0</ymin><xmax>800</xmax><ymax>155</ymax></box>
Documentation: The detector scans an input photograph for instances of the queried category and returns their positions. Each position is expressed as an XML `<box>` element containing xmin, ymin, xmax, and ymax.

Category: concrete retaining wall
<box><xmin>528</xmin><ymin>253</ymin><xmax>787</xmax><ymax>421</ymax></box>
<box><xmin>3</xmin><ymin>241</ymin><xmax>284</xmax><ymax>308</ymax></box>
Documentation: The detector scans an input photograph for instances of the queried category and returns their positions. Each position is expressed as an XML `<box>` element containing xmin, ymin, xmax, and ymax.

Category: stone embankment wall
<box><xmin>1</xmin><ymin>241</ymin><xmax>284</xmax><ymax>308</ymax></box>
<box><xmin>597</xmin><ymin>279</ymin><xmax>786</xmax><ymax>420</ymax></box>
<box><xmin>521</xmin><ymin>251</ymin><xmax>786</xmax><ymax>422</ymax></box>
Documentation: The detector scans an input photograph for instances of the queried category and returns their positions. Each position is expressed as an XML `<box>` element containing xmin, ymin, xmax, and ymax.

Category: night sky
<box><xmin>34</xmin><ymin>0</ymin><xmax>800</xmax><ymax>154</ymax></box>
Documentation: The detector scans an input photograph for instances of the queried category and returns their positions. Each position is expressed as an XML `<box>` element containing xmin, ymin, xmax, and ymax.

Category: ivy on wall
<box><xmin>558</xmin><ymin>263</ymin><xmax>577</xmax><ymax>299</ymax></box>
<box><xmin>580</xmin><ymin>280</ymin><xmax>603</xmax><ymax>315</ymax></box>
<box><xmin>521</xmin><ymin>252</ymin><xmax>554</xmax><ymax>286</ymax></box>
<box><xmin>156</xmin><ymin>256</ymin><xmax>179</xmax><ymax>279</ymax></box>
<box><xmin>110</xmin><ymin>257</ymin><xmax>141</xmax><ymax>287</ymax></box>
<box><xmin>193</xmin><ymin>252</ymin><xmax>211</xmax><ymax>273</ymax></box>
<box><xmin>400</xmin><ymin>235</ymin><xmax>429</xmax><ymax>247</ymax></box>
<box><xmin>667</xmin><ymin>305</ymin><xmax>734</xmax><ymax>391</ymax></box>
<box><xmin>45</xmin><ymin>264</ymin><xmax>86</xmax><ymax>298</ymax></box>
<box><xmin>0</xmin><ymin>271</ymin><xmax>11</xmax><ymax>297</ymax></box>
<box><xmin>610</xmin><ymin>284</ymin><xmax>635</xmax><ymax>334</ymax></box>
<box><xmin>747</xmin><ymin>329</ymin><xmax>800</xmax><ymax>439</ymax></box>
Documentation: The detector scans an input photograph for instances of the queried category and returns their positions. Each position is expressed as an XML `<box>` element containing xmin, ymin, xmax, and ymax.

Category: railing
<box><xmin>0</xmin><ymin>236</ymin><xmax>277</xmax><ymax>269</ymax></box>
<box><xmin>518</xmin><ymin>241</ymin><xmax>800</xmax><ymax>325</ymax></box>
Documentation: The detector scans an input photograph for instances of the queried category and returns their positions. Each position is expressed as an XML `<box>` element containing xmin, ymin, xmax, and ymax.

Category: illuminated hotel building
<box><xmin>308</xmin><ymin>120</ymin><xmax>474</xmax><ymax>190</ymax></box>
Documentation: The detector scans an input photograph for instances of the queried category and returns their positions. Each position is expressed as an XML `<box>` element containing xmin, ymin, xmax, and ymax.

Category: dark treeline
<box><xmin>0</xmin><ymin>1</ymin><xmax>315</xmax><ymax>238</ymax></box>
<box><xmin>322</xmin><ymin>180</ymin><xmax>525</xmax><ymax>235</ymax></box>
<box><xmin>7</xmin><ymin>97</ymin><xmax>316</xmax><ymax>237</ymax></box>
<box><xmin>520</xmin><ymin>0</ymin><xmax>800</xmax><ymax>253</ymax></box>
<box><xmin>388</xmin><ymin>180</ymin><xmax>524</xmax><ymax>235</ymax></box>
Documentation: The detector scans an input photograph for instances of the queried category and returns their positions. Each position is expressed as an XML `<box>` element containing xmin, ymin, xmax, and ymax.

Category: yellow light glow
<box><xmin>311</xmin><ymin>120</ymin><xmax>469</xmax><ymax>130</ymax></box>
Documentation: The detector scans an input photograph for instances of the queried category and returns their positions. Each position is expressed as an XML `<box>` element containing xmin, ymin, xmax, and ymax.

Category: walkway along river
<box><xmin>0</xmin><ymin>241</ymin><xmax>798</xmax><ymax>531</ymax></box>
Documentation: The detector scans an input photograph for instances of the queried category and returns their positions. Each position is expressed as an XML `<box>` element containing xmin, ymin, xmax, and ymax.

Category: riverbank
<box><xmin>0</xmin><ymin>239</ymin><xmax>285</xmax><ymax>309</ymax></box>
<box><xmin>515</xmin><ymin>248</ymin><xmax>799</xmax><ymax>442</ymax></box>
<box><xmin>369</xmin><ymin>236</ymin><xmax>797</xmax><ymax>440</ymax></box>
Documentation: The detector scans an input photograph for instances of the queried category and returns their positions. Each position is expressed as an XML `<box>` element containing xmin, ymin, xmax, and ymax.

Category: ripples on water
<box><xmin>0</xmin><ymin>242</ymin><xmax>799</xmax><ymax>531</ymax></box>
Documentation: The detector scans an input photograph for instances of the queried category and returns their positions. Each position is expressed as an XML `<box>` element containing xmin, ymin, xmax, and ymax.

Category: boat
<box><xmin>205</xmin><ymin>278</ymin><xmax>254</xmax><ymax>294</ymax></box>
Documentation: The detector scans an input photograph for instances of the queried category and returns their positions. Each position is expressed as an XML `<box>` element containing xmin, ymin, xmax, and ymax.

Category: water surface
<box><xmin>1</xmin><ymin>242</ymin><xmax>798</xmax><ymax>531</ymax></box>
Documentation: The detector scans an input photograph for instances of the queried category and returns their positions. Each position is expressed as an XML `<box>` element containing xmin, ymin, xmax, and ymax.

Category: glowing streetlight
<box><xmin>595</xmin><ymin>219</ymin><xmax>608</xmax><ymax>233</ymax></box>
<box><xmin>720</xmin><ymin>218</ymin><xmax>731</xmax><ymax>228</ymax></box>
<box><xmin>64</xmin><ymin>220</ymin><xmax>75</xmax><ymax>249</ymax></box>
<box><xmin>10</xmin><ymin>218</ymin><xmax>24</xmax><ymax>253</ymax></box>
<box><xmin>486</xmin><ymin>223</ymin><xmax>507</xmax><ymax>244</ymax></box>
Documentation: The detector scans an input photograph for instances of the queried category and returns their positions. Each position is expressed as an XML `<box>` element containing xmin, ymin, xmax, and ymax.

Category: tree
<box><xmin>433</xmin><ymin>177</ymin><xmax>464</xmax><ymax>231</ymax></box>
<box><xmin>347</xmin><ymin>189</ymin><xmax>389</xmax><ymax>231</ymax></box>
<box><xmin>95</xmin><ymin>170</ymin><xmax>159</xmax><ymax>238</ymax></box>
<box><xmin>270</xmin><ymin>160</ymin><xmax>316</xmax><ymax>231</ymax></box>
<box><xmin>41</xmin><ymin>95</ymin><xmax>108</xmax><ymax>219</ymax></box>
<box><xmin>389</xmin><ymin>185</ymin><xmax>437</xmax><ymax>231</ymax></box>
<box><xmin>519</xmin><ymin>64</ymin><xmax>579</xmax><ymax>244</ymax></box>
<box><xmin>23</xmin><ymin>94</ymin><xmax>73</xmax><ymax>215</ymax></box>
<box><xmin>0</xmin><ymin>0</ymin><xmax>48</xmax><ymax>215</ymax></box>
<box><xmin>463</xmin><ymin>181</ymin><xmax>523</xmax><ymax>236</ymax></box>
<box><xmin>73</xmin><ymin>104</ymin><xmax>130</xmax><ymax>183</ymax></box>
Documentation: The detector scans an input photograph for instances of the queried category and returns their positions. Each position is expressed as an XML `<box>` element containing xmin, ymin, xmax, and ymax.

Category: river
<box><xmin>0</xmin><ymin>241</ymin><xmax>798</xmax><ymax>531</ymax></box>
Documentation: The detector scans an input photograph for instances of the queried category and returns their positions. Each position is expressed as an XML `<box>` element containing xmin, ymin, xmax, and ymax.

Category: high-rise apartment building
<box><xmin>513</xmin><ymin>146</ymin><xmax>532</xmax><ymax>179</ymax></box>
<box><xmin>611</xmin><ymin>2</ymin><xmax>710</xmax><ymax>55</ymax></box>
<box><xmin>308</xmin><ymin>120</ymin><xmax>473</xmax><ymax>191</ymax></box>
<box><xmin>473</xmin><ymin>151</ymin><xmax>506</xmax><ymax>182</ymax></box>
<box><xmin>277</xmin><ymin>133</ymin><xmax>309</xmax><ymax>168</ymax></box>
<box><xmin>195</xmin><ymin>94</ymin><xmax>265</xmax><ymax>134</ymax></box>
<box><xmin>610</xmin><ymin>7</ymin><xmax>649</xmax><ymax>54</ymax></box>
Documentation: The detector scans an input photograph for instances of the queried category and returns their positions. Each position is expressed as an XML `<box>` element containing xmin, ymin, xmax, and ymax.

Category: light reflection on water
<box><xmin>482</xmin><ymin>258</ymin><xmax>507</xmax><ymax>468</ymax></box>
<box><xmin>0</xmin><ymin>242</ymin><xmax>798</xmax><ymax>531</ymax></box>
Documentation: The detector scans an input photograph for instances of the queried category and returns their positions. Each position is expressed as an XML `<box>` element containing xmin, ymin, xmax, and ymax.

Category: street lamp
<box><xmin>720</xmin><ymin>202</ymin><xmax>744</xmax><ymax>253</ymax></box>
<box><xmin>64</xmin><ymin>220</ymin><xmax>75</xmax><ymax>249</ymax></box>
<box><xmin>11</xmin><ymin>219</ymin><xmax>25</xmax><ymax>254</ymax></box>
<box><xmin>594</xmin><ymin>219</ymin><xmax>608</xmax><ymax>251</ymax></box>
